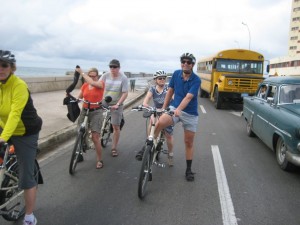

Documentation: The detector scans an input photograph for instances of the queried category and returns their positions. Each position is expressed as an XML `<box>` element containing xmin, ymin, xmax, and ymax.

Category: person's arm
<box><xmin>162</xmin><ymin>88</ymin><xmax>174</xmax><ymax>109</ymax></box>
<box><xmin>174</xmin><ymin>93</ymin><xmax>194</xmax><ymax>116</ymax></box>
<box><xmin>76</xmin><ymin>68</ymin><xmax>104</xmax><ymax>89</ymax></box>
<box><xmin>142</xmin><ymin>91</ymin><xmax>153</xmax><ymax>107</ymax></box>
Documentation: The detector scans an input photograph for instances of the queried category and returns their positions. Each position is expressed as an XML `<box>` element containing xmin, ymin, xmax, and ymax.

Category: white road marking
<box><xmin>211</xmin><ymin>145</ymin><xmax>238</xmax><ymax>225</ymax></box>
<box><xmin>200</xmin><ymin>105</ymin><xmax>206</xmax><ymax>113</ymax></box>
<box><xmin>229</xmin><ymin>111</ymin><xmax>243</xmax><ymax>117</ymax></box>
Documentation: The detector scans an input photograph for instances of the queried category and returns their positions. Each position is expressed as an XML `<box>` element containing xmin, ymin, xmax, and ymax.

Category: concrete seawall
<box><xmin>23</xmin><ymin>74</ymin><xmax>153</xmax><ymax>93</ymax></box>
<box><xmin>23</xmin><ymin>76</ymin><xmax>82</xmax><ymax>93</ymax></box>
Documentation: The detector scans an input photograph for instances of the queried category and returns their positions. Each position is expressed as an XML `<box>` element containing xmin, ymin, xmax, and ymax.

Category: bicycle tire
<box><xmin>0</xmin><ymin>162</ymin><xmax>25</xmax><ymax>221</ymax></box>
<box><xmin>138</xmin><ymin>144</ymin><xmax>152</xmax><ymax>199</ymax></box>
<box><xmin>69</xmin><ymin>131</ymin><xmax>83</xmax><ymax>175</ymax></box>
<box><xmin>101</xmin><ymin>117</ymin><xmax>112</xmax><ymax>148</ymax></box>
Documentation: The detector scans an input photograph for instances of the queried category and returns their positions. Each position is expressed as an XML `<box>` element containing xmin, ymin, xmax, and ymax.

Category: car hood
<box><xmin>281</xmin><ymin>104</ymin><xmax>300</xmax><ymax>116</ymax></box>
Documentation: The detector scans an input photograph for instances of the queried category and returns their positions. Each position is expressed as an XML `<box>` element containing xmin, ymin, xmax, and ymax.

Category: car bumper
<box><xmin>286</xmin><ymin>148</ymin><xmax>300</xmax><ymax>167</ymax></box>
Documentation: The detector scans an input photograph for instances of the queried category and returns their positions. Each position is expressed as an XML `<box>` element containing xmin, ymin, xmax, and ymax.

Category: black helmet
<box><xmin>180</xmin><ymin>53</ymin><xmax>196</xmax><ymax>64</ymax></box>
<box><xmin>0</xmin><ymin>50</ymin><xmax>16</xmax><ymax>64</ymax></box>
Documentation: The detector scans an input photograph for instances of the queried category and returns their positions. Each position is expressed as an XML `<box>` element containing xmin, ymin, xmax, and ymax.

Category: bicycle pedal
<box><xmin>162</xmin><ymin>149</ymin><xmax>168</xmax><ymax>154</ymax></box>
<box><xmin>153</xmin><ymin>161</ymin><xmax>166</xmax><ymax>168</ymax></box>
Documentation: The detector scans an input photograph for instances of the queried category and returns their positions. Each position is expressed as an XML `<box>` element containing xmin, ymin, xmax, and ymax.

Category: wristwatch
<box><xmin>116</xmin><ymin>103</ymin><xmax>120</xmax><ymax>106</ymax></box>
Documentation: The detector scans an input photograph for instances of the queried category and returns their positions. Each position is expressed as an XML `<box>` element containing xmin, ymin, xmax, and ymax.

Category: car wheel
<box><xmin>276</xmin><ymin>137</ymin><xmax>295</xmax><ymax>171</ymax></box>
<box><xmin>246</xmin><ymin>120</ymin><xmax>255</xmax><ymax>137</ymax></box>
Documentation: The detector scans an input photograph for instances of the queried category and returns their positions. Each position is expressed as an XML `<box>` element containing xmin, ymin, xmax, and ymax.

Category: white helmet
<box><xmin>180</xmin><ymin>53</ymin><xmax>196</xmax><ymax>64</ymax></box>
<box><xmin>153</xmin><ymin>70</ymin><xmax>167</xmax><ymax>79</ymax></box>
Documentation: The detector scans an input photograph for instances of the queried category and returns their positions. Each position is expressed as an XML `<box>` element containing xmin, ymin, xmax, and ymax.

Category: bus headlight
<box><xmin>228</xmin><ymin>80</ymin><xmax>233</xmax><ymax>85</ymax></box>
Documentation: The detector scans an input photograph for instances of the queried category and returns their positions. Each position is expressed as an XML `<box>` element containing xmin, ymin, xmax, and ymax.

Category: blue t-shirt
<box><xmin>149</xmin><ymin>85</ymin><xmax>168</xmax><ymax>109</ymax></box>
<box><xmin>169</xmin><ymin>70</ymin><xmax>201</xmax><ymax>116</ymax></box>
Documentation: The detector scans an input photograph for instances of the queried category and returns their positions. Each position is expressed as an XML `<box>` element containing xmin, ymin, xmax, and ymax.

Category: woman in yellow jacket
<box><xmin>0</xmin><ymin>50</ymin><xmax>42</xmax><ymax>225</ymax></box>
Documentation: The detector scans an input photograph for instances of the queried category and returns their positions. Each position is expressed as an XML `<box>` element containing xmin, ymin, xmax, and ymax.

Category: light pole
<box><xmin>234</xmin><ymin>40</ymin><xmax>240</xmax><ymax>48</ymax></box>
<box><xmin>242</xmin><ymin>22</ymin><xmax>251</xmax><ymax>50</ymax></box>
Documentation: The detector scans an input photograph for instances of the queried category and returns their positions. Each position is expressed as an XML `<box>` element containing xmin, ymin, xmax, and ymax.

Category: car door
<box><xmin>255</xmin><ymin>84</ymin><xmax>278</xmax><ymax>149</ymax></box>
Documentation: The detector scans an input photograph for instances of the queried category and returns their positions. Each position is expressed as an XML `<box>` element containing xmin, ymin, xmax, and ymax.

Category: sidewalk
<box><xmin>32</xmin><ymin>89</ymin><xmax>146</xmax><ymax>153</ymax></box>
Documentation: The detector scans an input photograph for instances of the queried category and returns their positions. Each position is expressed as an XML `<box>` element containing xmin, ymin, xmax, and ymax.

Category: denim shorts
<box><xmin>169</xmin><ymin>106</ymin><xmax>199</xmax><ymax>132</ymax></box>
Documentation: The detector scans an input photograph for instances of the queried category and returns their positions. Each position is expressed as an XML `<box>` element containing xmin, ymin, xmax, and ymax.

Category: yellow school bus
<box><xmin>197</xmin><ymin>49</ymin><xmax>266</xmax><ymax>109</ymax></box>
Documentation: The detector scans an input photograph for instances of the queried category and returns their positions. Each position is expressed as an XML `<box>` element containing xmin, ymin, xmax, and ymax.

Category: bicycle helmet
<box><xmin>180</xmin><ymin>53</ymin><xmax>196</xmax><ymax>64</ymax></box>
<box><xmin>153</xmin><ymin>70</ymin><xmax>167</xmax><ymax>79</ymax></box>
<box><xmin>0</xmin><ymin>50</ymin><xmax>16</xmax><ymax>63</ymax></box>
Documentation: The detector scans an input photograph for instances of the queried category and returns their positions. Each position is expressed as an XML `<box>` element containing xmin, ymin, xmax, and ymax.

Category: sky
<box><xmin>1</xmin><ymin>0</ymin><xmax>292</xmax><ymax>73</ymax></box>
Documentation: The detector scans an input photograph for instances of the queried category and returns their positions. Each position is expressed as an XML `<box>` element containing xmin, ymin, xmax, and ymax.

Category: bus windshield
<box><xmin>215</xmin><ymin>59</ymin><xmax>263</xmax><ymax>74</ymax></box>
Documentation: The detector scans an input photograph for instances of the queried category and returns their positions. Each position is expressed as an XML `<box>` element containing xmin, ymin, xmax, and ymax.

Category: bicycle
<box><xmin>100</xmin><ymin>107</ymin><xmax>112</xmax><ymax>148</ymax></box>
<box><xmin>0</xmin><ymin>142</ymin><xmax>42</xmax><ymax>221</ymax></box>
<box><xmin>131</xmin><ymin>105</ymin><xmax>173</xmax><ymax>199</ymax></box>
<box><xmin>68</xmin><ymin>96</ymin><xmax>111</xmax><ymax>175</ymax></box>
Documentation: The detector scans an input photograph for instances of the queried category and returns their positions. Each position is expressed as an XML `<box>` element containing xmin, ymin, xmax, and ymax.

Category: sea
<box><xmin>15</xmin><ymin>66</ymin><xmax>74</xmax><ymax>78</ymax></box>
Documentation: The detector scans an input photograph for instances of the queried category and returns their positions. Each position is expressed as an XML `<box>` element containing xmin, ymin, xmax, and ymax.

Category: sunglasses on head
<box><xmin>0</xmin><ymin>62</ymin><xmax>10</xmax><ymax>68</ymax></box>
<box><xmin>181</xmin><ymin>60</ymin><xmax>192</xmax><ymax>65</ymax></box>
<box><xmin>157</xmin><ymin>77</ymin><xmax>166</xmax><ymax>80</ymax></box>
<box><xmin>109</xmin><ymin>65</ymin><xmax>119</xmax><ymax>69</ymax></box>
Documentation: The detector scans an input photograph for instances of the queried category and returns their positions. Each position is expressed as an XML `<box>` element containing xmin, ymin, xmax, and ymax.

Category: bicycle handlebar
<box><xmin>131</xmin><ymin>105</ymin><xmax>173</xmax><ymax>116</ymax></box>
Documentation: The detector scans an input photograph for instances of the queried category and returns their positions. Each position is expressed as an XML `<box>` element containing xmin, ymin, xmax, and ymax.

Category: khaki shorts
<box><xmin>77</xmin><ymin>108</ymin><xmax>103</xmax><ymax>133</ymax></box>
<box><xmin>169</xmin><ymin>106</ymin><xmax>199</xmax><ymax>132</ymax></box>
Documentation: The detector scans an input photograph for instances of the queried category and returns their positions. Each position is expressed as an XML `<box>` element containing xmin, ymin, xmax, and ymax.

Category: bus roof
<box><xmin>198</xmin><ymin>49</ymin><xmax>264</xmax><ymax>62</ymax></box>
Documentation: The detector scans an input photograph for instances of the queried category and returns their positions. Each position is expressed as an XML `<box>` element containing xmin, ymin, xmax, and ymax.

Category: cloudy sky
<box><xmin>1</xmin><ymin>0</ymin><xmax>291</xmax><ymax>73</ymax></box>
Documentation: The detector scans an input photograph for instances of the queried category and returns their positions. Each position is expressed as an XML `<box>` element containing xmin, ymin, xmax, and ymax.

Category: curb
<box><xmin>37</xmin><ymin>90</ymin><xmax>147</xmax><ymax>154</ymax></box>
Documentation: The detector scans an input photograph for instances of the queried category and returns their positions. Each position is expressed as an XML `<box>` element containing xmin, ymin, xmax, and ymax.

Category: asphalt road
<box><xmin>1</xmin><ymin>97</ymin><xmax>300</xmax><ymax>225</ymax></box>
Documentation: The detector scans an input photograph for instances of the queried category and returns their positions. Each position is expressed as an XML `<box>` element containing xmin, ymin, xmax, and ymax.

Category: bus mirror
<box><xmin>266</xmin><ymin>64</ymin><xmax>270</xmax><ymax>73</ymax></box>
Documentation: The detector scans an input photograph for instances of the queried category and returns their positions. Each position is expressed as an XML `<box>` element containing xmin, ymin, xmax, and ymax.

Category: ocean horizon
<box><xmin>15</xmin><ymin>66</ymin><xmax>74</xmax><ymax>77</ymax></box>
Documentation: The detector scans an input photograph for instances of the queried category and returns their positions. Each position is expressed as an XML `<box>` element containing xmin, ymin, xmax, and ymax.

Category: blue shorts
<box><xmin>169</xmin><ymin>106</ymin><xmax>199</xmax><ymax>132</ymax></box>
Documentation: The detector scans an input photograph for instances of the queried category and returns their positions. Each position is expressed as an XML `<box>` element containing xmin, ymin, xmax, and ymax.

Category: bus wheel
<box><xmin>214</xmin><ymin>87</ymin><xmax>222</xmax><ymax>109</ymax></box>
<box><xmin>199</xmin><ymin>88</ymin><xmax>206</xmax><ymax>98</ymax></box>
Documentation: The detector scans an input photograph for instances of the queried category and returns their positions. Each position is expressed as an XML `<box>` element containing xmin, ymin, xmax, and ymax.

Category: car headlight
<box><xmin>228</xmin><ymin>80</ymin><xmax>233</xmax><ymax>85</ymax></box>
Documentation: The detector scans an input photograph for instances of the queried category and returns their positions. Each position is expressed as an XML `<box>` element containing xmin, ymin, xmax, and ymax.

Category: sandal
<box><xmin>111</xmin><ymin>149</ymin><xmax>118</xmax><ymax>157</ymax></box>
<box><xmin>96</xmin><ymin>160</ymin><xmax>103</xmax><ymax>169</ymax></box>
<box><xmin>185</xmin><ymin>170</ymin><xmax>195</xmax><ymax>182</ymax></box>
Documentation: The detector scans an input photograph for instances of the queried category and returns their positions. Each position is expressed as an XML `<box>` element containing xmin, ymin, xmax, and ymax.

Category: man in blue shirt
<box><xmin>154</xmin><ymin>53</ymin><xmax>201</xmax><ymax>181</ymax></box>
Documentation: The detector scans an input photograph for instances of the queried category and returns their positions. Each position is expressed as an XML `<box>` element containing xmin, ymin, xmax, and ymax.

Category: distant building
<box><xmin>269</xmin><ymin>0</ymin><xmax>300</xmax><ymax>76</ymax></box>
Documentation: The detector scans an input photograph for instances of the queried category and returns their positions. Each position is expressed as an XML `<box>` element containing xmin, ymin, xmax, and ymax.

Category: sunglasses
<box><xmin>157</xmin><ymin>77</ymin><xmax>166</xmax><ymax>80</ymax></box>
<box><xmin>89</xmin><ymin>75</ymin><xmax>98</xmax><ymax>78</ymax></box>
<box><xmin>181</xmin><ymin>60</ymin><xmax>192</xmax><ymax>65</ymax></box>
<box><xmin>109</xmin><ymin>65</ymin><xmax>119</xmax><ymax>69</ymax></box>
<box><xmin>0</xmin><ymin>62</ymin><xmax>10</xmax><ymax>68</ymax></box>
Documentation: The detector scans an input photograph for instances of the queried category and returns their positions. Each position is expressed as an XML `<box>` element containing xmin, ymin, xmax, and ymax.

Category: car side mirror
<box><xmin>267</xmin><ymin>97</ymin><xmax>274</xmax><ymax>104</ymax></box>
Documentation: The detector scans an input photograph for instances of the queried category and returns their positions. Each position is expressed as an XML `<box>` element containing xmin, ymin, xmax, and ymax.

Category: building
<box><xmin>269</xmin><ymin>0</ymin><xmax>300</xmax><ymax>76</ymax></box>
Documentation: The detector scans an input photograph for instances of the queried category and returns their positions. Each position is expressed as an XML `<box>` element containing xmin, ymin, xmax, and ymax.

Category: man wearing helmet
<box><xmin>0</xmin><ymin>50</ymin><xmax>43</xmax><ymax>224</ymax></box>
<box><xmin>154</xmin><ymin>53</ymin><xmax>201</xmax><ymax>181</ymax></box>
<box><xmin>135</xmin><ymin>70</ymin><xmax>174</xmax><ymax>166</ymax></box>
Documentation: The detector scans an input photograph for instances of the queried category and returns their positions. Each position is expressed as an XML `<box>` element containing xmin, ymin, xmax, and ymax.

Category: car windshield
<box><xmin>279</xmin><ymin>84</ymin><xmax>300</xmax><ymax>104</ymax></box>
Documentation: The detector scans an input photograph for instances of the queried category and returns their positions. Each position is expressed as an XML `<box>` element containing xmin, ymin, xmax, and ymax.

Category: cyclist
<box><xmin>154</xmin><ymin>53</ymin><xmax>201</xmax><ymax>181</ymax></box>
<box><xmin>135</xmin><ymin>70</ymin><xmax>174</xmax><ymax>166</ymax></box>
<box><xmin>76</xmin><ymin>67</ymin><xmax>105</xmax><ymax>169</ymax></box>
<box><xmin>100</xmin><ymin>59</ymin><xmax>128</xmax><ymax>157</ymax></box>
<box><xmin>0</xmin><ymin>50</ymin><xmax>43</xmax><ymax>225</ymax></box>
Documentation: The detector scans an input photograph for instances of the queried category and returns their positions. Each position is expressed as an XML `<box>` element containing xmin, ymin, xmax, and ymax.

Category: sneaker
<box><xmin>23</xmin><ymin>217</ymin><xmax>37</xmax><ymax>225</ymax></box>
<box><xmin>168</xmin><ymin>155</ymin><xmax>174</xmax><ymax>167</ymax></box>
<box><xmin>185</xmin><ymin>169</ymin><xmax>195</xmax><ymax>182</ymax></box>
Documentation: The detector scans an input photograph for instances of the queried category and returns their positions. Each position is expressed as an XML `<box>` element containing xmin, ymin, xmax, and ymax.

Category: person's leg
<box><xmin>11</xmin><ymin>134</ymin><xmax>39</xmax><ymax>223</ymax></box>
<box><xmin>154</xmin><ymin>114</ymin><xmax>173</xmax><ymax>139</ymax></box>
<box><xmin>110</xmin><ymin>106</ymin><xmax>123</xmax><ymax>156</ymax></box>
<box><xmin>24</xmin><ymin>187</ymin><xmax>37</xmax><ymax>214</ymax></box>
<box><xmin>165</xmin><ymin>132</ymin><xmax>174</xmax><ymax>166</ymax></box>
<box><xmin>89</xmin><ymin>110</ymin><xmax>103</xmax><ymax>167</ymax></box>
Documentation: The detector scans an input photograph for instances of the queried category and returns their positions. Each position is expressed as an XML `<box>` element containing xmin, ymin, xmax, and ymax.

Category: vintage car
<box><xmin>243</xmin><ymin>76</ymin><xmax>300</xmax><ymax>171</ymax></box>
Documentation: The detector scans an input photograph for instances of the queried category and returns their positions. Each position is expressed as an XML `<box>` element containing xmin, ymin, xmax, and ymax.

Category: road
<box><xmin>1</xmin><ymin>98</ymin><xmax>300</xmax><ymax>225</ymax></box>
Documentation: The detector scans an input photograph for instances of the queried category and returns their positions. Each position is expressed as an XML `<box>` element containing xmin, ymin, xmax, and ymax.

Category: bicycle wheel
<box><xmin>0</xmin><ymin>162</ymin><xmax>25</xmax><ymax>221</ymax></box>
<box><xmin>101</xmin><ymin>117</ymin><xmax>112</xmax><ymax>148</ymax></box>
<box><xmin>138</xmin><ymin>144</ymin><xmax>153</xmax><ymax>199</ymax></box>
<box><xmin>69</xmin><ymin>131</ymin><xmax>83</xmax><ymax>175</ymax></box>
